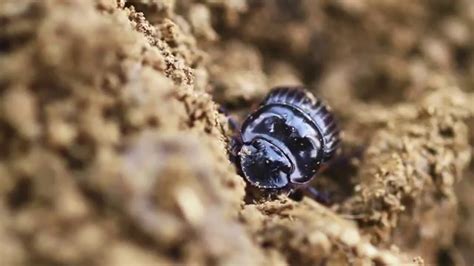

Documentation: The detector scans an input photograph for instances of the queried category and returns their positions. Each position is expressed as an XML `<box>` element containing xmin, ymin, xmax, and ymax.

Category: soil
<box><xmin>1</xmin><ymin>0</ymin><xmax>473</xmax><ymax>265</ymax></box>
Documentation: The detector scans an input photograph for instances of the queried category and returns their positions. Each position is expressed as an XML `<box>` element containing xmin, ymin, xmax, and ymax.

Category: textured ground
<box><xmin>0</xmin><ymin>0</ymin><xmax>473</xmax><ymax>265</ymax></box>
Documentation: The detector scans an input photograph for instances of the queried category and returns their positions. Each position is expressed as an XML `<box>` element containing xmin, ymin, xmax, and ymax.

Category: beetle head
<box><xmin>239</xmin><ymin>137</ymin><xmax>292</xmax><ymax>189</ymax></box>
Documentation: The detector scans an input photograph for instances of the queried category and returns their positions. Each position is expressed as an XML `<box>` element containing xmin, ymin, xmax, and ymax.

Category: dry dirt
<box><xmin>1</xmin><ymin>0</ymin><xmax>474</xmax><ymax>265</ymax></box>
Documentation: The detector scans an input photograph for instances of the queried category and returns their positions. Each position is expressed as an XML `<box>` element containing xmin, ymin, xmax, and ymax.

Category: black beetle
<box><xmin>229</xmin><ymin>86</ymin><xmax>340</xmax><ymax>200</ymax></box>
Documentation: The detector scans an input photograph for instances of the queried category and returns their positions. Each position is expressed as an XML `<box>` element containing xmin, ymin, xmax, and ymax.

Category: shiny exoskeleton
<box><xmin>230</xmin><ymin>87</ymin><xmax>340</xmax><ymax>193</ymax></box>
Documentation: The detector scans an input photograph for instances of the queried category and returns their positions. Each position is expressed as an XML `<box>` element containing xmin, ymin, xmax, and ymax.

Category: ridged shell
<box><xmin>262</xmin><ymin>87</ymin><xmax>340</xmax><ymax>161</ymax></box>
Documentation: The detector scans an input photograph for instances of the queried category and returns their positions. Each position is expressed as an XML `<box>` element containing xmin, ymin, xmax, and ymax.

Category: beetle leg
<box><xmin>218</xmin><ymin>105</ymin><xmax>244</xmax><ymax>166</ymax></box>
<box><xmin>304</xmin><ymin>186</ymin><xmax>330</xmax><ymax>204</ymax></box>
<box><xmin>322</xmin><ymin>146</ymin><xmax>365</xmax><ymax>173</ymax></box>
<box><xmin>218</xmin><ymin>105</ymin><xmax>240</xmax><ymax>132</ymax></box>
<box><xmin>228</xmin><ymin>135</ymin><xmax>243</xmax><ymax>165</ymax></box>
<box><xmin>227</xmin><ymin>115</ymin><xmax>240</xmax><ymax>132</ymax></box>
<box><xmin>287</xmin><ymin>183</ymin><xmax>330</xmax><ymax>204</ymax></box>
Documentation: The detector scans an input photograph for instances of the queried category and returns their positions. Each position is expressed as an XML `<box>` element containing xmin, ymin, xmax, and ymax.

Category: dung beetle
<box><xmin>229</xmin><ymin>86</ymin><xmax>340</xmax><ymax>200</ymax></box>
